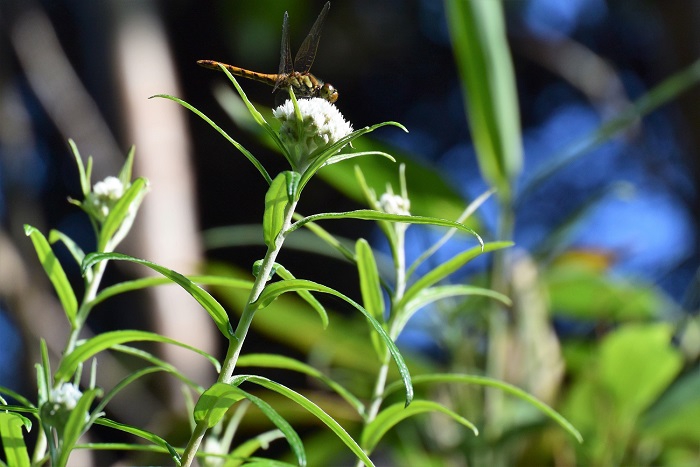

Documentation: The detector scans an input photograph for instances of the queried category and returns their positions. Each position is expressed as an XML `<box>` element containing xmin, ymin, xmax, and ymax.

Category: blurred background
<box><xmin>1</xmin><ymin>0</ymin><xmax>699</xmax><ymax>465</ymax></box>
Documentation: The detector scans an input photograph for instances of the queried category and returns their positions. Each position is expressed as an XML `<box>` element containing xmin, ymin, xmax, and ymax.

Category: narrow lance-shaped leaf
<box><xmin>54</xmin><ymin>330</ymin><xmax>220</xmax><ymax>383</ymax></box>
<box><xmin>263</xmin><ymin>173</ymin><xmax>291</xmax><ymax>247</ymax></box>
<box><xmin>24</xmin><ymin>225</ymin><xmax>78</xmax><ymax>325</ymax></box>
<box><xmin>56</xmin><ymin>388</ymin><xmax>101</xmax><ymax>467</ymax></box>
<box><xmin>151</xmin><ymin>94</ymin><xmax>272</xmax><ymax>185</ymax></box>
<box><xmin>93</xmin><ymin>418</ymin><xmax>181</xmax><ymax>464</ymax></box>
<box><xmin>98</xmin><ymin>177</ymin><xmax>148</xmax><ymax>251</ymax></box>
<box><xmin>81</xmin><ymin>252</ymin><xmax>233</xmax><ymax>338</ymax></box>
<box><xmin>0</xmin><ymin>412</ymin><xmax>31</xmax><ymax>467</ymax></box>
<box><xmin>289</xmin><ymin>210</ymin><xmax>483</xmax><ymax>247</ymax></box>
<box><xmin>253</xmin><ymin>278</ymin><xmax>413</xmax><ymax>407</ymax></box>
<box><xmin>398</xmin><ymin>241</ymin><xmax>513</xmax><ymax>310</ymax></box>
<box><xmin>361</xmin><ymin>401</ymin><xmax>478</xmax><ymax>453</ymax></box>
<box><xmin>445</xmin><ymin>0</ymin><xmax>522</xmax><ymax>200</ymax></box>
<box><xmin>231</xmin><ymin>375</ymin><xmax>375</xmax><ymax>467</ymax></box>
<box><xmin>356</xmin><ymin>239</ymin><xmax>385</xmax><ymax>323</ymax></box>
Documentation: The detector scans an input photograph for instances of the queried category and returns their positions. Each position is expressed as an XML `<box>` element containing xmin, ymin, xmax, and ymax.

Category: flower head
<box><xmin>86</xmin><ymin>176</ymin><xmax>125</xmax><ymax>222</ymax></box>
<box><xmin>273</xmin><ymin>97</ymin><xmax>353</xmax><ymax>172</ymax></box>
<box><xmin>379</xmin><ymin>192</ymin><xmax>411</xmax><ymax>216</ymax></box>
<box><xmin>41</xmin><ymin>382</ymin><xmax>88</xmax><ymax>430</ymax></box>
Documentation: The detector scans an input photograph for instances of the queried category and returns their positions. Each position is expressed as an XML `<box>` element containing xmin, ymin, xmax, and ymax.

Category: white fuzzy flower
<box><xmin>379</xmin><ymin>192</ymin><xmax>411</xmax><ymax>216</ymax></box>
<box><xmin>88</xmin><ymin>176</ymin><xmax>125</xmax><ymax>221</ymax></box>
<box><xmin>273</xmin><ymin>98</ymin><xmax>353</xmax><ymax>172</ymax></box>
<box><xmin>50</xmin><ymin>382</ymin><xmax>83</xmax><ymax>410</ymax></box>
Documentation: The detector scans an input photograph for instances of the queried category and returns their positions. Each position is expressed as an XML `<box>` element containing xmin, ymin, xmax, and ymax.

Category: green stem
<box><xmin>180</xmin><ymin>199</ymin><xmax>299</xmax><ymax>467</ymax></box>
<box><xmin>356</xmin><ymin>224</ymin><xmax>408</xmax><ymax>467</ymax></box>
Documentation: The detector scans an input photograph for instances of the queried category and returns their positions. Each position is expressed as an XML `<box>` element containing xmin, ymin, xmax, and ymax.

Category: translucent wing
<box><xmin>274</xmin><ymin>11</ymin><xmax>293</xmax><ymax>92</ymax></box>
<box><xmin>293</xmin><ymin>1</ymin><xmax>330</xmax><ymax>74</ymax></box>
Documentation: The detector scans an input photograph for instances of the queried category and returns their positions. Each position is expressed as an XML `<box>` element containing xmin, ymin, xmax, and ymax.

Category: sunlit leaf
<box><xmin>289</xmin><ymin>210</ymin><xmax>483</xmax><ymax>246</ymax></box>
<box><xmin>194</xmin><ymin>383</ymin><xmax>247</xmax><ymax>428</ymax></box>
<box><xmin>263</xmin><ymin>173</ymin><xmax>290</xmax><ymax>247</ymax></box>
<box><xmin>151</xmin><ymin>94</ymin><xmax>272</xmax><ymax>185</ymax></box>
<box><xmin>57</xmin><ymin>388</ymin><xmax>101</xmax><ymax>467</ymax></box>
<box><xmin>383</xmin><ymin>373</ymin><xmax>583</xmax><ymax>443</ymax></box>
<box><xmin>82</xmin><ymin>252</ymin><xmax>233</xmax><ymax>338</ymax></box>
<box><xmin>231</xmin><ymin>375</ymin><xmax>374</xmax><ymax>466</ymax></box>
<box><xmin>361</xmin><ymin>401</ymin><xmax>478</xmax><ymax>453</ymax></box>
<box><xmin>237</xmin><ymin>353</ymin><xmax>365</xmax><ymax>417</ymax></box>
<box><xmin>55</xmin><ymin>330</ymin><xmax>219</xmax><ymax>383</ymax></box>
<box><xmin>0</xmin><ymin>412</ymin><xmax>31</xmax><ymax>467</ymax></box>
<box><xmin>24</xmin><ymin>225</ymin><xmax>77</xmax><ymax>324</ymax></box>
<box><xmin>398</xmin><ymin>242</ymin><xmax>512</xmax><ymax>311</ymax></box>
<box><xmin>252</xmin><ymin>278</ymin><xmax>413</xmax><ymax>406</ymax></box>
<box><xmin>98</xmin><ymin>177</ymin><xmax>148</xmax><ymax>251</ymax></box>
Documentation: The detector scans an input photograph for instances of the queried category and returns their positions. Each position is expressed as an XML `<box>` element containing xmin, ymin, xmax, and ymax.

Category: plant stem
<box><xmin>180</xmin><ymin>199</ymin><xmax>299</xmax><ymax>467</ymax></box>
<box><xmin>356</xmin><ymin>224</ymin><xmax>408</xmax><ymax>467</ymax></box>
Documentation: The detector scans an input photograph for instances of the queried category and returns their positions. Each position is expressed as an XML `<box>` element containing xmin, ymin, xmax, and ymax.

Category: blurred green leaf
<box><xmin>545</xmin><ymin>261</ymin><xmax>673</xmax><ymax>320</ymax></box>
<box><xmin>598</xmin><ymin>323</ymin><xmax>683</xmax><ymax>418</ymax></box>
<box><xmin>384</xmin><ymin>373</ymin><xmax>583</xmax><ymax>443</ymax></box>
<box><xmin>0</xmin><ymin>412</ymin><xmax>31</xmax><ymax>467</ymax></box>
<box><xmin>82</xmin><ymin>252</ymin><xmax>233</xmax><ymax>338</ymax></box>
<box><xmin>24</xmin><ymin>225</ymin><xmax>77</xmax><ymax>325</ymax></box>
<box><xmin>68</xmin><ymin>139</ymin><xmax>90</xmax><ymax>197</ymax></box>
<box><xmin>361</xmin><ymin>400</ymin><xmax>478</xmax><ymax>453</ymax></box>
<box><xmin>445</xmin><ymin>0</ymin><xmax>523</xmax><ymax>199</ymax></box>
<box><xmin>641</xmin><ymin>369</ymin><xmax>700</xmax><ymax>442</ymax></box>
<box><xmin>356</xmin><ymin>239</ymin><xmax>385</xmax><ymax>323</ymax></box>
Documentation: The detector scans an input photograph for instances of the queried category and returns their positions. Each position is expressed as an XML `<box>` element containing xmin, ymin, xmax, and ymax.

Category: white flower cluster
<box><xmin>273</xmin><ymin>98</ymin><xmax>353</xmax><ymax>171</ymax></box>
<box><xmin>88</xmin><ymin>176</ymin><xmax>124</xmax><ymax>221</ymax></box>
<box><xmin>49</xmin><ymin>382</ymin><xmax>83</xmax><ymax>410</ymax></box>
<box><xmin>379</xmin><ymin>192</ymin><xmax>411</xmax><ymax>216</ymax></box>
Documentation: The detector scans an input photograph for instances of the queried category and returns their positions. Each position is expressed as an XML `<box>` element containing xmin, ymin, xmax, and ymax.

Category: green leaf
<box><xmin>91</xmin><ymin>275</ymin><xmax>253</xmax><ymax>309</ymax></box>
<box><xmin>49</xmin><ymin>230</ymin><xmax>86</xmax><ymax>268</ymax></box>
<box><xmin>92</xmin><ymin>418</ymin><xmax>180</xmax><ymax>464</ymax></box>
<box><xmin>232</xmin><ymin>375</ymin><xmax>374</xmax><ymax>467</ymax></box>
<box><xmin>227</xmin><ymin>430</ymin><xmax>286</xmax><ymax>466</ymax></box>
<box><xmin>57</xmin><ymin>388</ymin><xmax>100</xmax><ymax>467</ymax></box>
<box><xmin>361</xmin><ymin>401</ymin><xmax>478</xmax><ymax>453</ymax></box>
<box><xmin>24</xmin><ymin>225</ymin><xmax>78</xmax><ymax>324</ymax></box>
<box><xmin>194</xmin><ymin>383</ymin><xmax>306</xmax><ymax>466</ymax></box>
<box><xmin>0</xmin><ymin>412</ymin><xmax>31</xmax><ymax>467</ymax></box>
<box><xmin>398</xmin><ymin>242</ymin><xmax>513</xmax><ymax>310</ymax></box>
<box><xmin>598</xmin><ymin>323</ymin><xmax>683</xmax><ymax>417</ymax></box>
<box><xmin>296</xmin><ymin>122</ymin><xmax>407</xmax><ymax>196</ymax></box>
<box><xmin>118</xmin><ymin>145</ymin><xmax>135</xmax><ymax>187</ymax></box>
<box><xmin>194</xmin><ymin>382</ymin><xmax>247</xmax><ymax>428</ymax></box>
<box><xmin>151</xmin><ymin>93</ymin><xmax>272</xmax><ymax>185</ymax></box>
<box><xmin>289</xmin><ymin>209</ymin><xmax>483</xmax><ymax>246</ymax></box>
<box><xmin>252</xmin><ymin>278</ymin><xmax>413</xmax><ymax>407</ymax></box>
<box><xmin>274</xmin><ymin>265</ymin><xmax>328</xmax><ymax>329</ymax></box>
<box><xmin>67</xmin><ymin>139</ymin><xmax>90</xmax><ymax>197</ymax></box>
<box><xmin>237</xmin><ymin>353</ymin><xmax>365</xmax><ymax>417</ymax></box>
<box><xmin>445</xmin><ymin>0</ymin><xmax>523</xmax><ymax>200</ymax></box>
<box><xmin>237</xmin><ymin>390</ymin><xmax>306</xmax><ymax>467</ymax></box>
<box><xmin>324</xmin><ymin>151</ymin><xmax>396</xmax><ymax>167</ymax></box>
<box><xmin>356</xmin><ymin>239</ymin><xmax>385</xmax><ymax>324</ymax></box>
<box><xmin>383</xmin><ymin>373</ymin><xmax>583</xmax><ymax>443</ymax></box>
<box><xmin>82</xmin><ymin>252</ymin><xmax>233</xmax><ymax>338</ymax></box>
<box><xmin>98</xmin><ymin>177</ymin><xmax>148</xmax><ymax>251</ymax></box>
<box><xmin>395</xmin><ymin>284</ymin><xmax>511</xmax><ymax>334</ymax></box>
<box><xmin>263</xmin><ymin>173</ymin><xmax>290</xmax><ymax>247</ymax></box>
<box><xmin>54</xmin><ymin>330</ymin><xmax>219</xmax><ymax>383</ymax></box>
